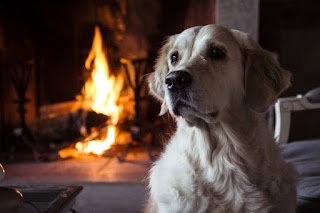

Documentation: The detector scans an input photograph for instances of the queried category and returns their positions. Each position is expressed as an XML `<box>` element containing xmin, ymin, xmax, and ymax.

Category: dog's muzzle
<box><xmin>165</xmin><ymin>70</ymin><xmax>192</xmax><ymax>91</ymax></box>
<box><xmin>165</xmin><ymin>70</ymin><xmax>192</xmax><ymax>116</ymax></box>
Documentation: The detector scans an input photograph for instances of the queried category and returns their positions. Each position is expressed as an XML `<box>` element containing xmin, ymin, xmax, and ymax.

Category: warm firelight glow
<box><xmin>75</xmin><ymin>125</ymin><xmax>117</xmax><ymax>155</ymax></box>
<box><xmin>76</xmin><ymin>26</ymin><xmax>123</xmax><ymax>155</ymax></box>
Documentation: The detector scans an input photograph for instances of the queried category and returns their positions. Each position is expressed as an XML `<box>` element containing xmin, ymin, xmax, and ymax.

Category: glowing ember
<box><xmin>75</xmin><ymin>26</ymin><xmax>123</xmax><ymax>155</ymax></box>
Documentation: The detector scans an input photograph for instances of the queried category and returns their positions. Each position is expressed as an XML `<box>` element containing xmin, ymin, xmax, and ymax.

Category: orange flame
<box><xmin>76</xmin><ymin>26</ymin><xmax>123</xmax><ymax>155</ymax></box>
<box><xmin>75</xmin><ymin>125</ymin><xmax>116</xmax><ymax>155</ymax></box>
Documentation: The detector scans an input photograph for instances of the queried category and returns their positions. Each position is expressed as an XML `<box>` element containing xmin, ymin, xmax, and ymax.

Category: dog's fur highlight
<box><xmin>146</xmin><ymin>25</ymin><xmax>297</xmax><ymax>213</ymax></box>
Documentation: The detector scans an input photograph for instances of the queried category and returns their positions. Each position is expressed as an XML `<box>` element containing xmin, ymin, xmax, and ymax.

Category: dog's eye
<box><xmin>209</xmin><ymin>47</ymin><xmax>225</xmax><ymax>59</ymax></box>
<box><xmin>170</xmin><ymin>52</ymin><xmax>179</xmax><ymax>65</ymax></box>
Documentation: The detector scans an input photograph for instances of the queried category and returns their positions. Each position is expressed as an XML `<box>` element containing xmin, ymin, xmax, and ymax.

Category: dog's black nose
<box><xmin>165</xmin><ymin>71</ymin><xmax>192</xmax><ymax>90</ymax></box>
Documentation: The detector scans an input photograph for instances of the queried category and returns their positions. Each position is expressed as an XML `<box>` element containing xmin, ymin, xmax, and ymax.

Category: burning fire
<box><xmin>75</xmin><ymin>125</ymin><xmax>117</xmax><ymax>155</ymax></box>
<box><xmin>76</xmin><ymin>26</ymin><xmax>123</xmax><ymax>155</ymax></box>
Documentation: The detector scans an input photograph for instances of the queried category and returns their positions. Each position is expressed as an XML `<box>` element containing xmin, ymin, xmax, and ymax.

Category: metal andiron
<box><xmin>118</xmin><ymin>58</ymin><xmax>154</xmax><ymax>161</ymax></box>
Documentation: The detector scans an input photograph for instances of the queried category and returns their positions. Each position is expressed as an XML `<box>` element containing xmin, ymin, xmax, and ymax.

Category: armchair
<box><xmin>275</xmin><ymin>87</ymin><xmax>320</xmax><ymax>212</ymax></box>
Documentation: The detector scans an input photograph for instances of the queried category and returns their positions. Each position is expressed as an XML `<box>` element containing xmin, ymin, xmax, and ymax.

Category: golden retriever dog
<box><xmin>146</xmin><ymin>25</ymin><xmax>298</xmax><ymax>213</ymax></box>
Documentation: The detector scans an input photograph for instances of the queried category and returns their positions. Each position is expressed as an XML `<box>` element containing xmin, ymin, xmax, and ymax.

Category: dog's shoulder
<box><xmin>148</xmin><ymin>128</ymin><xmax>212</xmax><ymax>212</ymax></box>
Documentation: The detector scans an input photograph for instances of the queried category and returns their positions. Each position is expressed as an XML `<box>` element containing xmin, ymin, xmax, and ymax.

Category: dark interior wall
<box><xmin>0</xmin><ymin>0</ymin><xmax>39</xmax><ymax>151</ymax></box>
<box><xmin>146</xmin><ymin>0</ymin><xmax>215</xmax><ymax>63</ymax></box>
<box><xmin>0</xmin><ymin>15</ymin><xmax>4</xmax><ymax>147</ymax></box>
<box><xmin>260</xmin><ymin>0</ymin><xmax>320</xmax><ymax>95</ymax></box>
<box><xmin>184</xmin><ymin>0</ymin><xmax>216</xmax><ymax>29</ymax></box>
<box><xmin>119</xmin><ymin>0</ymin><xmax>161</xmax><ymax>60</ymax></box>
<box><xmin>260</xmin><ymin>0</ymin><xmax>320</xmax><ymax>141</ymax></box>
<box><xmin>5</xmin><ymin>0</ymin><xmax>92</xmax><ymax>104</ymax></box>
<box><xmin>158</xmin><ymin>0</ymin><xmax>215</xmax><ymax>36</ymax></box>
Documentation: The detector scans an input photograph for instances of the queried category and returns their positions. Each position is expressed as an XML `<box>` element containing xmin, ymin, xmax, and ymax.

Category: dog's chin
<box><xmin>172</xmin><ymin>103</ymin><xmax>219</xmax><ymax>126</ymax></box>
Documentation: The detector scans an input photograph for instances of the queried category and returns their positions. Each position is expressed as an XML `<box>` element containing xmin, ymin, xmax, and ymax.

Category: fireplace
<box><xmin>0</xmin><ymin>0</ymin><xmax>218</xmax><ymax>160</ymax></box>
<box><xmin>0</xmin><ymin>0</ymin><xmax>268</xmax><ymax>161</ymax></box>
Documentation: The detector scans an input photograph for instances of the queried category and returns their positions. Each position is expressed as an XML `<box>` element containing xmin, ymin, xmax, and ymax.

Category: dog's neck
<box><xmin>176</xmin><ymin>107</ymin><xmax>273</xmax><ymax>182</ymax></box>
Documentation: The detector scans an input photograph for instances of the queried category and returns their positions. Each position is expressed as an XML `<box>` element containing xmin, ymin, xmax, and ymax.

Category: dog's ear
<box><xmin>231</xmin><ymin>30</ymin><xmax>291</xmax><ymax>112</ymax></box>
<box><xmin>148</xmin><ymin>36</ymin><xmax>176</xmax><ymax>115</ymax></box>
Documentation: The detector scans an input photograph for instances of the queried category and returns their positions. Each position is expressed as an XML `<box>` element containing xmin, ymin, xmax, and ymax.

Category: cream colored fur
<box><xmin>146</xmin><ymin>25</ymin><xmax>297</xmax><ymax>213</ymax></box>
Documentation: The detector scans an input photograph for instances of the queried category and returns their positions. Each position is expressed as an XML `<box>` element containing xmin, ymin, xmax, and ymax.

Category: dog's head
<box><xmin>148</xmin><ymin>25</ymin><xmax>291</xmax><ymax>125</ymax></box>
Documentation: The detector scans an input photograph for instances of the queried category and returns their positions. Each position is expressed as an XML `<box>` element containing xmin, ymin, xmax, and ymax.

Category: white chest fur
<box><xmin>148</xmin><ymin>124</ymin><xmax>274</xmax><ymax>213</ymax></box>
